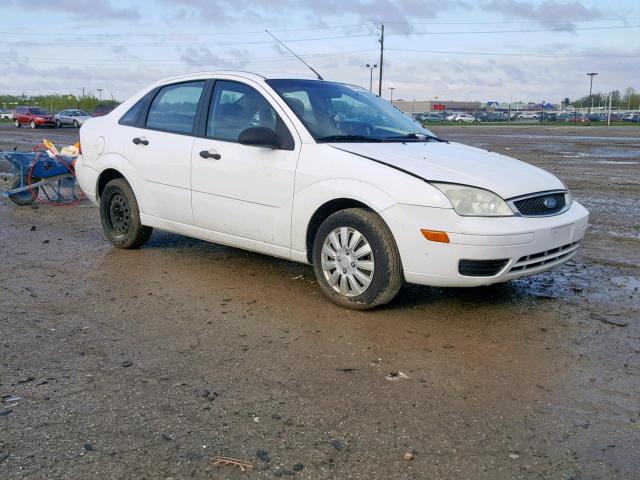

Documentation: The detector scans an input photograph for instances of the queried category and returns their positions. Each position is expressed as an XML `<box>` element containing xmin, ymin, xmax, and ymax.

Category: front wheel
<box><xmin>8</xmin><ymin>176</ymin><xmax>39</xmax><ymax>205</ymax></box>
<box><xmin>99</xmin><ymin>178</ymin><xmax>152</xmax><ymax>249</ymax></box>
<box><xmin>312</xmin><ymin>208</ymin><xmax>403</xmax><ymax>310</ymax></box>
<box><xmin>14</xmin><ymin>119</ymin><xmax>21</xmax><ymax>128</ymax></box>
<box><xmin>30</xmin><ymin>120</ymin><xmax>36</xmax><ymax>129</ymax></box>
<box><xmin>73</xmin><ymin>120</ymin><xmax>79</xmax><ymax>128</ymax></box>
<box><xmin>56</xmin><ymin>119</ymin><xmax>61</xmax><ymax>128</ymax></box>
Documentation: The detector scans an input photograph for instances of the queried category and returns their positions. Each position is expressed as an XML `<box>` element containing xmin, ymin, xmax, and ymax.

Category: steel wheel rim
<box><xmin>321</xmin><ymin>226</ymin><xmax>375</xmax><ymax>297</ymax></box>
<box><xmin>107</xmin><ymin>193</ymin><xmax>130</xmax><ymax>237</ymax></box>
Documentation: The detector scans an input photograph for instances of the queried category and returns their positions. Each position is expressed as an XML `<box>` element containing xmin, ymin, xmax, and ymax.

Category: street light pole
<box><xmin>586</xmin><ymin>72</ymin><xmax>597</xmax><ymax>115</ymax></box>
<box><xmin>389</xmin><ymin>87</ymin><xmax>395</xmax><ymax>104</ymax></box>
<box><xmin>97</xmin><ymin>88</ymin><xmax>104</xmax><ymax>101</ymax></box>
<box><xmin>366</xmin><ymin>64</ymin><xmax>377</xmax><ymax>93</ymax></box>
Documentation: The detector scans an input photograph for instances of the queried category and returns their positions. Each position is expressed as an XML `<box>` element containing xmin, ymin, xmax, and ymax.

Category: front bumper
<box><xmin>381</xmin><ymin>201</ymin><xmax>589</xmax><ymax>287</ymax></box>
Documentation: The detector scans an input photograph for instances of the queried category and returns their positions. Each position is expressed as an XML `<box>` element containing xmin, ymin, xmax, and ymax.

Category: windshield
<box><xmin>266</xmin><ymin>79</ymin><xmax>438</xmax><ymax>142</ymax></box>
<box><xmin>30</xmin><ymin>108</ymin><xmax>48</xmax><ymax>115</ymax></box>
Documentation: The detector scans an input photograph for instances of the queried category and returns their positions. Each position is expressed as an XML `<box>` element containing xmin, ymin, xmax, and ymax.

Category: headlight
<box><xmin>432</xmin><ymin>183</ymin><xmax>514</xmax><ymax>217</ymax></box>
<box><xmin>560</xmin><ymin>180</ymin><xmax>573</xmax><ymax>206</ymax></box>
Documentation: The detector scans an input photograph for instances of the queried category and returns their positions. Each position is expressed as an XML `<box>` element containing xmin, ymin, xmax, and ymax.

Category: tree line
<box><xmin>562</xmin><ymin>87</ymin><xmax>640</xmax><ymax>110</ymax></box>
<box><xmin>0</xmin><ymin>94</ymin><xmax>119</xmax><ymax>114</ymax></box>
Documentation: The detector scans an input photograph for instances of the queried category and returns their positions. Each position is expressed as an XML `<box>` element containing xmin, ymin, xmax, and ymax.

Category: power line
<box><xmin>387</xmin><ymin>48</ymin><xmax>640</xmax><ymax>58</ymax></box>
<box><xmin>387</xmin><ymin>23</ymin><xmax>640</xmax><ymax>35</ymax></box>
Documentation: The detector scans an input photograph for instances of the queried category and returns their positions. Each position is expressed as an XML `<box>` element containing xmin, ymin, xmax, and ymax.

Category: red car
<box><xmin>13</xmin><ymin>106</ymin><xmax>56</xmax><ymax>128</ymax></box>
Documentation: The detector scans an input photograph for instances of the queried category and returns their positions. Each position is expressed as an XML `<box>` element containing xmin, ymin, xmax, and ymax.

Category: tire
<box><xmin>56</xmin><ymin>120</ymin><xmax>61</xmax><ymax>128</ymax></box>
<box><xmin>312</xmin><ymin>208</ymin><xmax>403</xmax><ymax>310</ymax></box>
<box><xmin>8</xmin><ymin>176</ymin><xmax>39</xmax><ymax>205</ymax></box>
<box><xmin>99</xmin><ymin>178</ymin><xmax>152</xmax><ymax>249</ymax></box>
<box><xmin>73</xmin><ymin>120</ymin><xmax>79</xmax><ymax>128</ymax></box>
<box><xmin>30</xmin><ymin>120</ymin><xmax>36</xmax><ymax>129</ymax></box>
<box><xmin>14</xmin><ymin>119</ymin><xmax>20</xmax><ymax>128</ymax></box>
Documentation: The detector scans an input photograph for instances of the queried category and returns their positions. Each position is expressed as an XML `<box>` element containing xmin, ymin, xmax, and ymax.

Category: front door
<box><xmin>191</xmin><ymin>80</ymin><xmax>300</xmax><ymax>253</ymax></box>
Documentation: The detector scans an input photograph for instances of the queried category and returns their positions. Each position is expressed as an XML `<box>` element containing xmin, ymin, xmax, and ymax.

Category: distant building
<box><xmin>391</xmin><ymin>99</ymin><xmax>482</xmax><ymax>114</ymax></box>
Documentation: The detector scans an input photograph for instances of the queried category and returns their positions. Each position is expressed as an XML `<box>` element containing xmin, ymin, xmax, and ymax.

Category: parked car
<box><xmin>566</xmin><ymin>114</ymin><xmax>591</xmax><ymax>125</ymax></box>
<box><xmin>477</xmin><ymin>112</ymin><xmax>506</xmax><ymax>122</ymax></box>
<box><xmin>55</xmin><ymin>109</ymin><xmax>92</xmax><ymax>128</ymax></box>
<box><xmin>519</xmin><ymin>112</ymin><xmax>539</xmax><ymax>120</ymax></box>
<box><xmin>13</xmin><ymin>106</ymin><xmax>56</xmax><ymax>128</ymax></box>
<box><xmin>421</xmin><ymin>112</ymin><xmax>445</xmax><ymax>123</ymax></box>
<box><xmin>445</xmin><ymin>113</ymin><xmax>458</xmax><ymax>122</ymax></box>
<box><xmin>92</xmin><ymin>104</ymin><xmax>116</xmax><ymax>117</ymax></box>
<box><xmin>622</xmin><ymin>113</ymin><xmax>640</xmax><ymax>123</ymax></box>
<box><xmin>0</xmin><ymin>109</ymin><xmax>13</xmax><ymax>119</ymax></box>
<box><xmin>454</xmin><ymin>113</ymin><xmax>479</xmax><ymax>123</ymax></box>
<box><xmin>75</xmin><ymin>72</ymin><xmax>589</xmax><ymax>309</ymax></box>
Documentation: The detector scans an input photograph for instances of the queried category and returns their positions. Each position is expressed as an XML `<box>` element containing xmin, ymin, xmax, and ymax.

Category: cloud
<box><xmin>4</xmin><ymin>0</ymin><xmax>140</xmax><ymax>21</ymax></box>
<box><xmin>482</xmin><ymin>0</ymin><xmax>604</xmax><ymax>31</ymax></box>
<box><xmin>158</xmin><ymin>0</ymin><xmax>470</xmax><ymax>26</ymax></box>
<box><xmin>179</xmin><ymin>47</ymin><xmax>248</xmax><ymax>69</ymax></box>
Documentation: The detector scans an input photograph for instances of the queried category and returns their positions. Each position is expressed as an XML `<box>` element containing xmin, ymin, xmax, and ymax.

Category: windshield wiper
<box><xmin>382</xmin><ymin>133</ymin><xmax>442</xmax><ymax>142</ymax></box>
<box><xmin>317</xmin><ymin>135</ymin><xmax>383</xmax><ymax>143</ymax></box>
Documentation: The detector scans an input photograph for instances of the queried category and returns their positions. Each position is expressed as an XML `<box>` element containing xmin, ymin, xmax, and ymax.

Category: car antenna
<box><xmin>265</xmin><ymin>29</ymin><xmax>324</xmax><ymax>80</ymax></box>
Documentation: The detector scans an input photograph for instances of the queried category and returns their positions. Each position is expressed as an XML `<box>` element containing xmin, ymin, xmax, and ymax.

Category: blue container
<box><xmin>2</xmin><ymin>152</ymin><xmax>73</xmax><ymax>178</ymax></box>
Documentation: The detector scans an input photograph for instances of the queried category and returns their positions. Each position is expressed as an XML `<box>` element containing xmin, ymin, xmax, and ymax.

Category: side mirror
<box><xmin>238</xmin><ymin>127</ymin><xmax>280</xmax><ymax>149</ymax></box>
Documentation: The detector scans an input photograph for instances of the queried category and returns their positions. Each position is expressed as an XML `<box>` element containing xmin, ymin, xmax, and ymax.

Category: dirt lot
<box><xmin>1</xmin><ymin>123</ymin><xmax>638</xmax><ymax>479</ymax></box>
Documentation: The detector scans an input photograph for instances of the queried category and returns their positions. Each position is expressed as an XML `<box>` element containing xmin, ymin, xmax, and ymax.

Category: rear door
<box><xmin>122</xmin><ymin>80</ymin><xmax>207</xmax><ymax>225</ymax></box>
<box><xmin>190</xmin><ymin>79</ymin><xmax>299</xmax><ymax>251</ymax></box>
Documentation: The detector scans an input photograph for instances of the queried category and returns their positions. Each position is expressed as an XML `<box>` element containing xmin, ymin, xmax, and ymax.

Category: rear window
<box><xmin>146</xmin><ymin>81</ymin><xmax>205</xmax><ymax>134</ymax></box>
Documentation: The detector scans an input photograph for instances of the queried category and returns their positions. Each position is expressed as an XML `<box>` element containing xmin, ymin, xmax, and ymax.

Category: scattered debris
<box><xmin>442</xmin><ymin>344</ymin><xmax>454</xmax><ymax>349</ymax></box>
<box><xmin>161</xmin><ymin>433</ymin><xmax>173</xmax><ymax>441</ymax></box>
<box><xmin>17</xmin><ymin>376</ymin><xmax>35</xmax><ymax>384</ymax></box>
<box><xmin>2</xmin><ymin>395</ymin><xmax>21</xmax><ymax>403</ymax></box>
<box><xmin>331</xmin><ymin>440</ymin><xmax>345</xmax><ymax>451</ymax></box>
<box><xmin>592</xmin><ymin>313</ymin><xmax>629</xmax><ymax>327</ymax></box>
<box><xmin>30</xmin><ymin>225</ymin><xmax>36</xmax><ymax>231</ymax></box>
<box><xmin>403</xmin><ymin>452</ymin><xmax>414</xmax><ymax>461</ymax></box>
<box><xmin>83</xmin><ymin>442</ymin><xmax>94</xmax><ymax>451</ymax></box>
<box><xmin>203</xmin><ymin>390</ymin><xmax>218</xmax><ymax>401</ymax></box>
<box><xmin>336</xmin><ymin>368</ymin><xmax>357</xmax><ymax>372</ymax></box>
<box><xmin>0</xmin><ymin>453</ymin><xmax>9</xmax><ymax>463</ymax></box>
<box><xmin>292</xmin><ymin>275</ymin><xmax>305</xmax><ymax>280</ymax></box>
<box><xmin>271</xmin><ymin>414</ymin><xmax>282</xmax><ymax>420</ymax></box>
<box><xmin>293</xmin><ymin>463</ymin><xmax>304</xmax><ymax>471</ymax></box>
<box><xmin>0</xmin><ymin>408</ymin><xmax>13</xmax><ymax>416</ymax></box>
<box><xmin>121</xmin><ymin>360</ymin><xmax>133</xmax><ymax>368</ymax></box>
<box><xmin>212</xmin><ymin>456</ymin><xmax>255</xmax><ymax>472</ymax></box>
<box><xmin>256</xmin><ymin>449</ymin><xmax>271</xmax><ymax>462</ymax></box>
<box><xmin>508</xmin><ymin>453</ymin><xmax>519</xmax><ymax>460</ymax></box>
<box><xmin>385</xmin><ymin>371</ymin><xmax>409</xmax><ymax>381</ymax></box>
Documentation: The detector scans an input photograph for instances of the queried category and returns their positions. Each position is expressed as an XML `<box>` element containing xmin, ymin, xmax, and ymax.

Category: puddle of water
<box><xmin>611</xmin><ymin>276</ymin><xmax>640</xmax><ymax>291</ymax></box>
<box><xmin>595</xmin><ymin>161</ymin><xmax>639</xmax><ymax>165</ymax></box>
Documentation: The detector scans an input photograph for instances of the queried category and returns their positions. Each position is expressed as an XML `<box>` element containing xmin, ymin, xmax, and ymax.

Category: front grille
<box><xmin>510</xmin><ymin>242</ymin><xmax>580</xmax><ymax>272</ymax></box>
<box><xmin>513</xmin><ymin>193</ymin><xmax>566</xmax><ymax>216</ymax></box>
<box><xmin>459</xmin><ymin>259</ymin><xmax>509</xmax><ymax>277</ymax></box>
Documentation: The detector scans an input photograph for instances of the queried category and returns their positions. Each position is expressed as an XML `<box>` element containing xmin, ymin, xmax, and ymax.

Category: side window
<box><xmin>119</xmin><ymin>91</ymin><xmax>154</xmax><ymax>126</ymax></box>
<box><xmin>207</xmin><ymin>81</ymin><xmax>278</xmax><ymax>142</ymax></box>
<box><xmin>146</xmin><ymin>81</ymin><xmax>205</xmax><ymax>134</ymax></box>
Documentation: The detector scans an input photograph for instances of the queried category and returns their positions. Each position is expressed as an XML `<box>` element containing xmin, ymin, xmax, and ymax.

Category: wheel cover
<box><xmin>321</xmin><ymin>226</ymin><xmax>375</xmax><ymax>297</ymax></box>
<box><xmin>106</xmin><ymin>193</ymin><xmax>130</xmax><ymax>237</ymax></box>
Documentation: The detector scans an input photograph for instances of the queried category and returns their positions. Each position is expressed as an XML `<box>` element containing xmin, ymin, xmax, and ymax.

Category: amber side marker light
<box><xmin>420</xmin><ymin>229</ymin><xmax>450</xmax><ymax>243</ymax></box>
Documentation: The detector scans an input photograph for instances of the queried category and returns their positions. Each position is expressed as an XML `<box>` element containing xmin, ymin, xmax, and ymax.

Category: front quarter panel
<box><xmin>291</xmin><ymin>144</ymin><xmax>452</xmax><ymax>254</ymax></box>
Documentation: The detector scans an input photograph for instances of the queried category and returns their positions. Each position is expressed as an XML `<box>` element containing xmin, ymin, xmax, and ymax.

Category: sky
<box><xmin>1</xmin><ymin>0</ymin><xmax>639</xmax><ymax>104</ymax></box>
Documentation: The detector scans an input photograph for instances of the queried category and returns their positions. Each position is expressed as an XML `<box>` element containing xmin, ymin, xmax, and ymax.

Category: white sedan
<box><xmin>75</xmin><ymin>72</ymin><xmax>589</xmax><ymax>309</ymax></box>
<box><xmin>454</xmin><ymin>113</ymin><xmax>479</xmax><ymax>123</ymax></box>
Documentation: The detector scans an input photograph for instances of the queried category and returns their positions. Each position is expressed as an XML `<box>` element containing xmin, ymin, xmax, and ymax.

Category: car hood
<box><xmin>331</xmin><ymin>141</ymin><xmax>565</xmax><ymax>199</ymax></box>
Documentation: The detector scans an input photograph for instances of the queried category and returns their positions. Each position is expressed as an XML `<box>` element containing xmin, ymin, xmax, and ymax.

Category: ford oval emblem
<box><xmin>543</xmin><ymin>197</ymin><xmax>558</xmax><ymax>209</ymax></box>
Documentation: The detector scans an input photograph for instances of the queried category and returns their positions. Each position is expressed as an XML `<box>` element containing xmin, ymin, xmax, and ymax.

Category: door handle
<box><xmin>132</xmin><ymin>137</ymin><xmax>149</xmax><ymax>146</ymax></box>
<box><xmin>199</xmin><ymin>149</ymin><xmax>221</xmax><ymax>160</ymax></box>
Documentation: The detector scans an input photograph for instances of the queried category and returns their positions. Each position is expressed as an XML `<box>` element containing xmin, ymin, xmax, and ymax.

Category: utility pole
<box><xmin>586</xmin><ymin>72</ymin><xmax>597</xmax><ymax>114</ymax></box>
<box><xmin>366</xmin><ymin>64</ymin><xmax>377</xmax><ymax>93</ymax></box>
<box><xmin>378</xmin><ymin>23</ymin><xmax>384</xmax><ymax>97</ymax></box>
<box><xmin>607</xmin><ymin>92</ymin><xmax>612</xmax><ymax>126</ymax></box>
<box><xmin>97</xmin><ymin>88</ymin><xmax>103</xmax><ymax>101</ymax></box>
<box><xmin>389</xmin><ymin>87</ymin><xmax>395</xmax><ymax>104</ymax></box>
<box><xmin>82</xmin><ymin>87</ymin><xmax>85</xmax><ymax>99</ymax></box>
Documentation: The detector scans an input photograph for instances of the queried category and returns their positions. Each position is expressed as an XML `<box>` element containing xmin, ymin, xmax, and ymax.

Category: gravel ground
<box><xmin>1</xmin><ymin>123</ymin><xmax>639</xmax><ymax>479</ymax></box>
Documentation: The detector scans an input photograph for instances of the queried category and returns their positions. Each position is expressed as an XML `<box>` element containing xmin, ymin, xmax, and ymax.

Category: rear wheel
<box><xmin>56</xmin><ymin>119</ymin><xmax>61</xmax><ymax>128</ymax></box>
<box><xmin>30</xmin><ymin>120</ymin><xmax>36</xmax><ymax>129</ymax></box>
<box><xmin>73</xmin><ymin>120</ymin><xmax>79</xmax><ymax>128</ymax></box>
<box><xmin>99</xmin><ymin>178</ymin><xmax>152</xmax><ymax>249</ymax></box>
<box><xmin>8</xmin><ymin>176</ymin><xmax>39</xmax><ymax>205</ymax></box>
<box><xmin>312</xmin><ymin>208</ymin><xmax>403</xmax><ymax>310</ymax></box>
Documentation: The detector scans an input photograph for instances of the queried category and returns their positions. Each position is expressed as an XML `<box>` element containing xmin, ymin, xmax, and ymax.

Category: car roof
<box><xmin>152</xmin><ymin>70</ymin><xmax>322</xmax><ymax>85</ymax></box>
